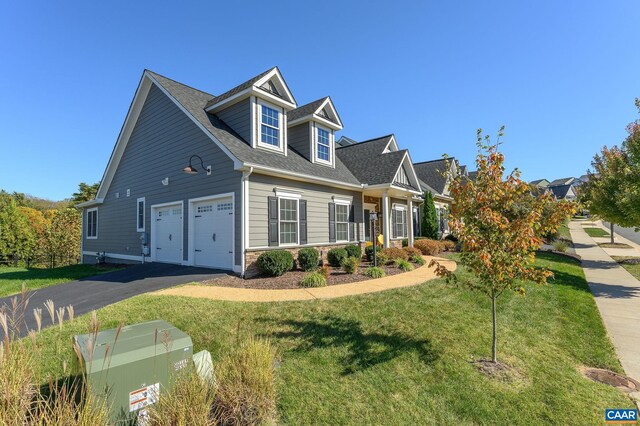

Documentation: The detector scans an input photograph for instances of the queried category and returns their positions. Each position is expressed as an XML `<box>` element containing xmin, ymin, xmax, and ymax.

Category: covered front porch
<box><xmin>362</xmin><ymin>187</ymin><xmax>422</xmax><ymax>249</ymax></box>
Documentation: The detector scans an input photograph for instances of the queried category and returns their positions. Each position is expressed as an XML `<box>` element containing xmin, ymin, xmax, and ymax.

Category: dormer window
<box><xmin>257</xmin><ymin>99</ymin><xmax>285</xmax><ymax>151</ymax></box>
<box><xmin>317</xmin><ymin>127</ymin><xmax>331</xmax><ymax>162</ymax></box>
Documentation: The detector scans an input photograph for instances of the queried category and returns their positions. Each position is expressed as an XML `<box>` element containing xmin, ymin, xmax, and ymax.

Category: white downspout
<box><xmin>241</xmin><ymin>167</ymin><xmax>254</xmax><ymax>277</ymax></box>
<box><xmin>382</xmin><ymin>191</ymin><xmax>390</xmax><ymax>248</ymax></box>
<box><xmin>407</xmin><ymin>196</ymin><xmax>414</xmax><ymax>247</ymax></box>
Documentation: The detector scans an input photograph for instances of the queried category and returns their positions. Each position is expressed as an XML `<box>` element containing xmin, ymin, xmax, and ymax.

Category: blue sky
<box><xmin>1</xmin><ymin>1</ymin><xmax>639</xmax><ymax>200</ymax></box>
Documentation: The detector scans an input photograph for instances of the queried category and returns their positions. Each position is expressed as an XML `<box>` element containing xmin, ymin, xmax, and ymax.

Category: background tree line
<box><xmin>0</xmin><ymin>182</ymin><xmax>99</xmax><ymax>268</ymax></box>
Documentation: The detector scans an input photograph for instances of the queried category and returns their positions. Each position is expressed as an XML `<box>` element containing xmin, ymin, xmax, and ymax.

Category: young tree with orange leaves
<box><xmin>432</xmin><ymin>127</ymin><xmax>575</xmax><ymax>363</ymax></box>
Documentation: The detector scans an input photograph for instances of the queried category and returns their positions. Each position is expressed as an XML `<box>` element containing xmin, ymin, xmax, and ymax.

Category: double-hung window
<box><xmin>317</xmin><ymin>127</ymin><xmax>331</xmax><ymax>163</ymax></box>
<box><xmin>335</xmin><ymin>203</ymin><xmax>349</xmax><ymax>241</ymax></box>
<box><xmin>394</xmin><ymin>206</ymin><xmax>407</xmax><ymax>238</ymax></box>
<box><xmin>136</xmin><ymin>197</ymin><xmax>145</xmax><ymax>232</ymax></box>
<box><xmin>260</xmin><ymin>104</ymin><xmax>280</xmax><ymax>148</ymax></box>
<box><xmin>86</xmin><ymin>208</ymin><xmax>98</xmax><ymax>239</ymax></box>
<box><xmin>279</xmin><ymin>198</ymin><xmax>298</xmax><ymax>245</ymax></box>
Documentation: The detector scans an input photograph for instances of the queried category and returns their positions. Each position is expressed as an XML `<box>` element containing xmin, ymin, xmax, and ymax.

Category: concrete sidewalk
<box><xmin>570</xmin><ymin>221</ymin><xmax>640</xmax><ymax>382</ymax></box>
<box><xmin>587</xmin><ymin>220</ymin><xmax>640</xmax><ymax>258</ymax></box>
<box><xmin>155</xmin><ymin>256</ymin><xmax>456</xmax><ymax>302</ymax></box>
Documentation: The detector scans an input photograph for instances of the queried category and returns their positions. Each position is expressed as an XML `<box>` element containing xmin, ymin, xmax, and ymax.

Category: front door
<box><xmin>192</xmin><ymin>198</ymin><xmax>234</xmax><ymax>269</ymax></box>
<box><xmin>154</xmin><ymin>204</ymin><xmax>183</xmax><ymax>264</ymax></box>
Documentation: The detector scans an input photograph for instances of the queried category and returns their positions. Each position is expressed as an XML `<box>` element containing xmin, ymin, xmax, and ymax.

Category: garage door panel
<box><xmin>192</xmin><ymin>198</ymin><xmax>233</xmax><ymax>270</ymax></box>
<box><xmin>154</xmin><ymin>204</ymin><xmax>183</xmax><ymax>264</ymax></box>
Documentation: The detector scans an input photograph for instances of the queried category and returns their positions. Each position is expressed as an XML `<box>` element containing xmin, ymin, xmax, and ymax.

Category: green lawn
<box><xmin>612</xmin><ymin>256</ymin><xmax>640</xmax><ymax>280</ymax></box>
<box><xmin>557</xmin><ymin>222</ymin><xmax>572</xmax><ymax>240</ymax></box>
<box><xmin>584</xmin><ymin>227</ymin><xmax>610</xmax><ymax>238</ymax></box>
<box><xmin>29</xmin><ymin>253</ymin><xmax>632</xmax><ymax>425</ymax></box>
<box><xmin>0</xmin><ymin>264</ymin><xmax>121</xmax><ymax>297</ymax></box>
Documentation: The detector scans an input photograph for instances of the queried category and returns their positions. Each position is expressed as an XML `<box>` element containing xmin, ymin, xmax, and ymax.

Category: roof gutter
<box><xmin>239</xmin><ymin>163</ymin><xmax>364</xmax><ymax>191</ymax></box>
<box><xmin>75</xmin><ymin>198</ymin><xmax>104</xmax><ymax>209</ymax></box>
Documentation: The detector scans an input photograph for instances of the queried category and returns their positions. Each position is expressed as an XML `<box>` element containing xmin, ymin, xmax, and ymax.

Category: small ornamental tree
<box><xmin>421</xmin><ymin>191</ymin><xmax>439</xmax><ymax>239</ymax></box>
<box><xmin>431</xmin><ymin>127</ymin><xmax>575</xmax><ymax>363</ymax></box>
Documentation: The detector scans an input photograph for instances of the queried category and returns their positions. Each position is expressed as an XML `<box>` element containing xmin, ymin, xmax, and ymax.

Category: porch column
<box><xmin>407</xmin><ymin>197</ymin><xmax>414</xmax><ymax>247</ymax></box>
<box><xmin>382</xmin><ymin>191</ymin><xmax>390</xmax><ymax>248</ymax></box>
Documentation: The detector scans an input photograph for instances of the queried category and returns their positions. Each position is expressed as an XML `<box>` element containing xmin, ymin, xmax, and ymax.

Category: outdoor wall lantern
<box><xmin>183</xmin><ymin>155</ymin><xmax>212</xmax><ymax>175</ymax></box>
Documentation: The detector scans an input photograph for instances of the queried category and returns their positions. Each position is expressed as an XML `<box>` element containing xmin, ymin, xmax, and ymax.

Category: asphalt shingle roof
<box><xmin>204</xmin><ymin>67</ymin><xmax>275</xmax><ymax>109</ymax></box>
<box><xmin>335</xmin><ymin>136</ymin><xmax>412</xmax><ymax>187</ymax></box>
<box><xmin>549</xmin><ymin>184</ymin><xmax>573</xmax><ymax>199</ymax></box>
<box><xmin>413</xmin><ymin>158</ymin><xmax>453</xmax><ymax>195</ymax></box>
<box><xmin>287</xmin><ymin>97</ymin><xmax>341</xmax><ymax>127</ymax></box>
<box><xmin>530</xmin><ymin>179</ymin><xmax>549</xmax><ymax>187</ymax></box>
<box><xmin>548</xmin><ymin>177</ymin><xmax>575</xmax><ymax>187</ymax></box>
<box><xmin>148</xmin><ymin>71</ymin><xmax>362</xmax><ymax>186</ymax></box>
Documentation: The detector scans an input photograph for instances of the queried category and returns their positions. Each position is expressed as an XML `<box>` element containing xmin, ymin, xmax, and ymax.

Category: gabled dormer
<box><xmin>287</xmin><ymin>97</ymin><xmax>343</xmax><ymax>168</ymax></box>
<box><xmin>382</xmin><ymin>135</ymin><xmax>399</xmax><ymax>153</ymax></box>
<box><xmin>205</xmin><ymin>67</ymin><xmax>296</xmax><ymax>155</ymax></box>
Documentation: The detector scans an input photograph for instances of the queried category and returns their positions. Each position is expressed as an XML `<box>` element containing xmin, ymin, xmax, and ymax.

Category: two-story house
<box><xmin>78</xmin><ymin>67</ymin><xmax>424</xmax><ymax>277</ymax></box>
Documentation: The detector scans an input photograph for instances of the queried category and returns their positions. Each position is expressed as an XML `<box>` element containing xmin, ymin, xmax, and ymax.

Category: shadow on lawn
<box><xmin>261</xmin><ymin>315</ymin><xmax>439</xmax><ymax>375</ymax></box>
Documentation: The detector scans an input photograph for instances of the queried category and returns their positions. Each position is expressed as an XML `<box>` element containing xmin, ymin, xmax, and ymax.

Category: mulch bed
<box><xmin>200</xmin><ymin>261</ymin><xmax>408</xmax><ymax>289</ymax></box>
<box><xmin>473</xmin><ymin>359</ymin><xmax>520</xmax><ymax>382</ymax></box>
<box><xmin>616</xmin><ymin>257</ymin><xmax>640</xmax><ymax>265</ymax></box>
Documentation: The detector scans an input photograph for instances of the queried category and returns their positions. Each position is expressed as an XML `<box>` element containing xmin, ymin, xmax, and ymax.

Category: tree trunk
<box><xmin>610</xmin><ymin>222</ymin><xmax>615</xmax><ymax>244</ymax></box>
<box><xmin>491</xmin><ymin>289</ymin><xmax>497</xmax><ymax>363</ymax></box>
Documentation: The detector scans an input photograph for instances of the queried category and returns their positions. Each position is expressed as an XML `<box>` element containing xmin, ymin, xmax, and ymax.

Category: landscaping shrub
<box><xmin>365</xmin><ymin>266</ymin><xmax>385</xmax><ymax>278</ymax></box>
<box><xmin>403</xmin><ymin>247</ymin><xmax>422</xmax><ymax>258</ymax></box>
<box><xmin>411</xmin><ymin>255</ymin><xmax>426</xmax><ymax>266</ymax></box>
<box><xmin>341</xmin><ymin>257</ymin><xmax>360</xmax><ymax>274</ymax></box>
<box><xmin>148</xmin><ymin>368</ymin><xmax>215</xmax><ymax>426</ymax></box>
<box><xmin>552</xmin><ymin>240</ymin><xmax>568</xmax><ymax>252</ymax></box>
<box><xmin>257</xmin><ymin>250</ymin><xmax>294</xmax><ymax>276</ymax></box>
<box><xmin>440</xmin><ymin>240</ymin><xmax>456</xmax><ymax>252</ymax></box>
<box><xmin>299</xmin><ymin>272</ymin><xmax>327</xmax><ymax>288</ymax></box>
<box><xmin>380</xmin><ymin>247</ymin><xmax>409</xmax><ymax>261</ymax></box>
<box><xmin>395</xmin><ymin>258</ymin><xmax>414</xmax><ymax>272</ymax></box>
<box><xmin>344</xmin><ymin>244</ymin><xmax>362</xmax><ymax>259</ymax></box>
<box><xmin>297</xmin><ymin>248</ymin><xmax>320</xmax><ymax>272</ymax></box>
<box><xmin>401</xmin><ymin>239</ymin><xmax>408</xmax><ymax>247</ymax></box>
<box><xmin>414</xmin><ymin>239</ymin><xmax>442</xmax><ymax>256</ymax></box>
<box><xmin>319</xmin><ymin>264</ymin><xmax>330</xmax><ymax>279</ymax></box>
<box><xmin>444</xmin><ymin>234</ymin><xmax>458</xmax><ymax>243</ymax></box>
<box><xmin>364</xmin><ymin>245</ymin><xmax>380</xmax><ymax>262</ymax></box>
<box><xmin>213</xmin><ymin>337</ymin><xmax>277</xmax><ymax>426</ymax></box>
<box><xmin>327</xmin><ymin>248</ymin><xmax>348</xmax><ymax>267</ymax></box>
<box><xmin>376</xmin><ymin>252</ymin><xmax>390</xmax><ymax>265</ymax></box>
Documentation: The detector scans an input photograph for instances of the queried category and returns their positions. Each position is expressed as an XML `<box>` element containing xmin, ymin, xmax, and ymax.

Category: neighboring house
<box><xmin>548</xmin><ymin>184</ymin><xmax>577</xmax><ymax>201</ymax></box>
<box><xmin>530</xmin><ymin>178</ymin><xmax>550</xmax><ymax>189</ymax></box>
<box><xmin>413</xmin><ymin>158</ymin><xmax>464</xmax><ymax>237</ymax></box>
<box><xmin>78</xmin><ymin>67</ymin><xmax>423</xmax><ymax>277</ymax></box>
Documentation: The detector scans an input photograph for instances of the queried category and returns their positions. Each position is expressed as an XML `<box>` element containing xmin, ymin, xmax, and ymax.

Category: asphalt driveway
<box><xmin>0</xmin><ymin>262</ymin><xmax>227</xmax><ymax>337</ymax></box>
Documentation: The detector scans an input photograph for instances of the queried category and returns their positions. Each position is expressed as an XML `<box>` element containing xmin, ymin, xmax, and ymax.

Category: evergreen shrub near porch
<box><xmin>257</xmin><ymin>250</ymin><xmax>294</xmax><ymax>277</ymax></box>
<box><xmin>297</xmin><ymin>248</ymin><xmax>320</xmax><ymax>272</ymax></box>
<box><xmin>327</xmin><ymin>248</ymin><xmax>348</xmax><ymax>267</ymax></box>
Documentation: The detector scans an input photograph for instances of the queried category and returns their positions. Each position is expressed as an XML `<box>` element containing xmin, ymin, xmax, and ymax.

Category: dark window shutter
<box><xmin>328</xmin><ymin>202</ymin><xmax>336</xmax><ymax>243</ymax></box>
<box><xmin>299</xmin><ymin>200</ymin><xmax>307</xmax><ymax>245</ymax></box>
<box><xmin>349</xmin><ymin>204</ymin><xmax>355</xmax><ymax>242</ymax></box>
<box><xmin>391</xmin><ymin>209</ymin><xmax>397</xmax><ymax>239</ymax></box>
<box><xmin>268</xmin><ymin>196</ymin><xmax>278</xmax><ymax>246</ymax></box>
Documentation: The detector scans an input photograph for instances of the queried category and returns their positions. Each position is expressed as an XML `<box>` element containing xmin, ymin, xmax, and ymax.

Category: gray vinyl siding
<box><xmin>216</xmin><ymin>98</ymin><xmax>251</xmax><ymax>144</ymax></box>
<box><xmin>287</xmin><ymin>123</ymin><xmax>311</xmax><ymax>161</ymax></box>
<box><xmin>82</xmin><ymin>83</ymin><xmax>243</xmax><ymax>267</ymax></box>
<box><xmin>248</xmin><ymin>173</ymin><xmax>363</xmax><ymax>248</ymax></box>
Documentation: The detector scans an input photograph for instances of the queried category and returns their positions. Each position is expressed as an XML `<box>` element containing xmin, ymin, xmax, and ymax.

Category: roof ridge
<box><xmin>145</xmin><ymin>69</ymin><xmax>215</xmax><ymax>98</ymax></box>
<box><xmin>208</xmin><ymin>66</ymin><xmax>277</xmax><ymax>102</ymax></box>
<box><xmin>335</xmin><ymin>134</ymin><xmax>394</xmax><ymax>149</ymax></box>
<box><xmin>292</xmin><ymin>96</ymin><xmax>329</xmax><ymax>110</ymax></box>
<box><xmin>413</xmin><ymin>157</ymin><xmax>455</xmax><ymax>165</ymax></box>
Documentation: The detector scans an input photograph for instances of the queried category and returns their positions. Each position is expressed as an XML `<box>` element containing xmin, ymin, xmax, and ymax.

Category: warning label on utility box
<box><xmin>129</xmin><ymin>383</ymin><xmax>159</xmax><ymax>412</ymax></box>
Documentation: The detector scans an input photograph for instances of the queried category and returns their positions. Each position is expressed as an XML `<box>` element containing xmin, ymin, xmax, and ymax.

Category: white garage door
<box><xmin>193</xmin><ymin>198</ymin><xmax>233</xmax><ymax>269</ymax></box>
<box><xmin>154</xmin><ymin>204</ymin><xmax>183</xmax><ymax>264</ymax></box>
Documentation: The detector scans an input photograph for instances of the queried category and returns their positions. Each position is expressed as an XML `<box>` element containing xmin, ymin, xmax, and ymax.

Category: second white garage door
<box><xmin>192</xmin><ymin>198</ymin><xmax>233</xmax><ymax>269</ymax></box>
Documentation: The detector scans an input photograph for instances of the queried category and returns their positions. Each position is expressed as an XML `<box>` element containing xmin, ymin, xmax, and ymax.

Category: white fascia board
<box><xmin>242</xmin><ymin>163</ymin><xmax>363</xmax><ymax>191</ymax></box>
<box><xmin>390</xmin><ymin>184</ymin><xmax>422</xmax><ymax>195</ymax></box>
<box><xmin>95</xmin><ymin>74</ymin><xmax>151</xmax><ymax>199</ymax></box>
<box><xmin>287</xmin><ymin>115</ymin><xmax>341</xmax><ymax>131</ymax></box>
<box><xmin>398</xmin><ymin>151</ymin><xmax>423</xmax><ymax>193</ymax></box>
<box><xmin>205</xmin><ymin>86</ymin><xmax>296</xmax><ymax>113</ymax></box>
<box><xmin>75</xmin><ymin>198</ymin><xmax>104</xmax><ymax>208</ymax></box>
<box><xmin>254</xmin><ymin>67</ymin><xmax>297</xmax><ymax>106</ymax></box>
<box><xmin>316</xmin><ymin>97</ymin><xmax>343</xmax><ymax>128</ymax></box>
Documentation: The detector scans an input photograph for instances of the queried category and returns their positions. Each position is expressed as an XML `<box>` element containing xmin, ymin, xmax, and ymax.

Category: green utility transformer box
<box><xmin>74</xmin><ymin>320</ymin><xmax>193</xmax><ymax>424</ymax></box>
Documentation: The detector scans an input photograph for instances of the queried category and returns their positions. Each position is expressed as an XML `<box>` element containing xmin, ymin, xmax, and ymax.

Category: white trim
<box><xmin>277</xmin><ymin>196</ymin><xmax>300</xmax><ymax>247</ymax></box>
<box><xmin>86</xmin><ymin>208</ymin><xmax>98</xmax><ymax>239</ymax></box>
<box><xmin>313</xmin><ymin>123</ymin><xmax>333</xmax><ymax>167</ymax></box>
<box><xmin>256</xmin><ymin>98</ymin><xmax>285</xmax><ymax>153</ymax></box>
<box><xmin>82</xmin><ymin>251</ymin><xmax>143</xmax><ymax>262</ymax></box>
<box><xmin>242</xmin><ymin>163</ymin><xmax>364</xmax><ymax>190</ymax></box>
<box><xmin>76</xmin><ymin>198</ymin><xmax>104</xmax><ymax>208</ymax></box>
<box><xmin>391</xmin><ymin>203</ymin><xmax>408</xmax><ymax>240</ymax></box>
<box><xmin>287</xmin><ymin>97</ymin><xmax>343</xmax><ymax>130</ymax></box>
<box><xmin>383</xmin><ymin>135</ymin><xmax>399</xmax><ymax>153</ymax></box>
<box><xmin>254</xmin><ymin>67</ymin><xmax>296</xmax><ymax>106</ymax></box>
<box><xmin>150</xmin><ymin>200</ymin><xmax>184</xmax><ymax>264</ymax></box>
<box><xmin>136</xmin><ymin>197</ymin><xmax>146</xmax><ymax>232</ymax></box>
<box><xmin>274</xmin><ymin>189</ymin><xmax>302</xmax><ymax>199</ymax></box>
<box><xmin>332</xmin><ymin>196</ymin><xmax>352</xmax><ymax>205</ymax></box>
<box><xmin>334</xmin><ymin>202</ymin><xmax>350</xmax><ymax>243</ymax></box>
<box><xmin>186</xmin><ymin>192</ymin><xmax>236</xmax><ymax>271</ymax></box>
<box><xmin>382</xmin><ymin>191</ymin><xmax>390</xmax><ymax>248</ymax></box>
<box><xmin>241</xmin><ymin>167</ymin><xmax>253</xmax><ymax>275</ymax></box>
